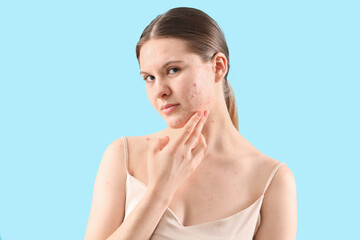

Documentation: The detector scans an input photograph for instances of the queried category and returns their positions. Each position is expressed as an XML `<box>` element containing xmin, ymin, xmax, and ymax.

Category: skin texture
<box><xmin>138</xmin><ymin>37</ymin><xmax>247</xmax><ymax>160</ymax></box>
<box><xmin>139</xmin><ymin>38</ymin><xmax>215</xmax><ymax>129</ymax></box>
<box><xmin>139</xmin><ymin>37</ymin><xmax>297</xmax><ymax>238</ymax></box>
<box><xmin>84</xmin><ymin>37</ymin><xmax>297</xmax><ymax>240</ymax></box>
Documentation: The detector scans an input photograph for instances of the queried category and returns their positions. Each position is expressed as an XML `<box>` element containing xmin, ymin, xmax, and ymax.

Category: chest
<box><xmin>169</xmin><ymin>174</ymin><xmax>257</xmax><ymax>226</ymax></box>
<box><xmin>131</xmin><ymin>157</ymin><xmax>263</xmax><ymax>227</ymax></box>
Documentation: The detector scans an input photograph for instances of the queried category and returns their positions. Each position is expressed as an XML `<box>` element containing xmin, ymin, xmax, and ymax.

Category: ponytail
<box><xmin>223</xmin><ymin>80</ymin><xmax>239</xmax><ymax>131</ymax></box>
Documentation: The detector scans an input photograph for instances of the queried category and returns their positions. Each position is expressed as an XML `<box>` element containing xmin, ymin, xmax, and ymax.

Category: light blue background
<box><xmin>0</xmin><ymin>0</ymin><xmax>359</xmax><ymax>239</ymax></box>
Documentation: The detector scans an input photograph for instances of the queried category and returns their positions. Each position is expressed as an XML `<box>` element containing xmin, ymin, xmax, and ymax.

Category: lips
<box><xmin>161</xmin><ymin>103</ymin><xmax>180</xmax><ymax>114</ymax></box>
<box><xmin>161</xmin><ymin>103</ymin><xmax>179</xmax><ymax>110</ymax></box>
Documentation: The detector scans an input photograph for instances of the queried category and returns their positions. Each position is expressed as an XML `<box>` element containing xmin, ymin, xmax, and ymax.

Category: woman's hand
<box><xmin>147</xmin><ymin>110</ymin><xmax>209</xmax><ymax>199</ymax></box>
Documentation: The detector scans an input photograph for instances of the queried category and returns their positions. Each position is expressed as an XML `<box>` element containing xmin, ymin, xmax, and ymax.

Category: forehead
<box><xmin>139</xmin><ymin>38</ymin><xmax>197</xmax><ymax>71</ymax></box>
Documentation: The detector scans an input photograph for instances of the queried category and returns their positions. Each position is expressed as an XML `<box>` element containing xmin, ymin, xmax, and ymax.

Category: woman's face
<box><xmin>139</xmin><ymin>38</ymin><xmax>216</xmax><ymax>128</ymax></box>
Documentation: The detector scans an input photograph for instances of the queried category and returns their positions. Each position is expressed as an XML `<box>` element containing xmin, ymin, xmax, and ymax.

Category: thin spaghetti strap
<box><xmin>262</xmin><ymin>162</ymin><xmax>285</xmax><ymax>195</ymax></box>
<box><xmin>122</xmin><ymin>136</ymin><xmax>129</xmax><ymax>173</ymax></box>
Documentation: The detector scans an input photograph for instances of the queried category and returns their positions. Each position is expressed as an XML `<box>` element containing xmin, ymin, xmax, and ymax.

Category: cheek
<box><xmin>188</xmin><ymin>78</ymin><xmax>212</xmax><ymax>109</ymax></box>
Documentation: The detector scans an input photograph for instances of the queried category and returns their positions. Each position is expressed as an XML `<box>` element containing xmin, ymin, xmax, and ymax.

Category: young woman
<box><xmin>85</xmin><ymin>7</ymin><xmax>297</xmax><ymax>240</ymax></box>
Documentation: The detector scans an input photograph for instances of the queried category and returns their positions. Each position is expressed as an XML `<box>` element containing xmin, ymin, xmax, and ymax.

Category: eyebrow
<box><xmin>140</xmin><ymin>60</ymin><xmax>185</xmax><ymax>75</ymax></box>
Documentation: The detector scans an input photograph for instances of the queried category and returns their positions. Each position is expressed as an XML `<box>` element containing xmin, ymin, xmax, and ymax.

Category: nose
<box><xmin>155</xmin><ymin>79</ymin><xmax>171</xmax><ymax>99</ymax></box>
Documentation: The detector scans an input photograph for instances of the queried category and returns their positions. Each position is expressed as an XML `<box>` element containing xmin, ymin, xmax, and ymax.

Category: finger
<box><xmin>191</xmin><ymin>134</ymin><xmax>207</xmax><ymax>165</ymax></box>
<box><xmin>152</xmin><ymin>136</ymin><xmax>170</xmax><ymax>154</ymax></box>
<box><xmin>193</xmin><ymin>134</ymin><xmax>201</xmax><ymax>150</ymax></box>
<box><xmin>184</xmin><ymin>110</ymin><xmax>209</xmax><ymax>149</ymax></box>
<box><xmin>175</xmin><ymin>110</ymin><xmax>203</xmax><ymax>146</ymax></box>
<box><xmin>159</xmin><ymin>136</ymin><xmax>170</xmax><ymax>151</ymax></box>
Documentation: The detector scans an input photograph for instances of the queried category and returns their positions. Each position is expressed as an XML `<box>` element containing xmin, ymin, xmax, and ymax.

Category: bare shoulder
<box><xmin>101</xmin><ymin>137</ymin><xmax>127</xmax><ymax>172</ymax></box>
<box><xmin>85</xmin><ymin>134</ymin><xmax>166</xmax><ymax>240</ymax></box>
<box><xmin>264</xmin><ymin>157</ymin><xmax>296</xmax><ymax>199</ymax></box>
<box><xmin>84</xmin><ymin>137</ymin><xmax>128</xmax><ymax>240</ymax></box>
<box><xmin>255</xmin><ymin>155</ymin><xmax>296</xmax><ymax>200</ymax></box>
<box><xmin>274</xmin><ymin>162</ymin><xmax>296</xmax><ymax>189</ymax></box>
<box><xmin>254</xmin><ymin>156</ymin><xmax>297</xmax><ymax>240</ymax></box>
<box><xmin>124</xmin><ymin>132</ymin><xmax>165</xmax><ymax>175</ymax></box>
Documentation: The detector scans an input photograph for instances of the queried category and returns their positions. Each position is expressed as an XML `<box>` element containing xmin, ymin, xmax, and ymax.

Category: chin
<box><xmin>164</xmin><ymin>115</ymin><xmax>190</xmax><ymax>129</ymax></box>
<box><xmin>162</xmin><ymin>109</ymin><xmax>195</xmax><ymax>129</ymax></box>
<box><xmin>166</xmin><ymin>120</ymin><xmax>185</xmax><ymax>129</ymax></box>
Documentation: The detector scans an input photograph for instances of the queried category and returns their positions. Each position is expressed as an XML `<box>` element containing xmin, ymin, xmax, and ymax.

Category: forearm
<box><xmin>106</xmin><ymin>188</ymin><xmax>171</xmax><ymax>240</ymax></box>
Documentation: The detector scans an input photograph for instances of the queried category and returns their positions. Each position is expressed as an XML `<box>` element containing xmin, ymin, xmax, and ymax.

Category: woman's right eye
<box><xmin>144</xmin><ymin>75</ymin><xmax>155</xmax><ymax>81</ymax></box>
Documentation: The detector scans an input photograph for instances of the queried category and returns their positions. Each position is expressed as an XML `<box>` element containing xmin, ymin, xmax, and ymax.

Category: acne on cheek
<box><xmin>190</xmin><ymin>81</ymin><xmax>211</xmax><ymax>109</ymax></box>
<box><xmin>168</xmin><ymin>87</ymin><xmax>209</xmax><ymax>129</ymax></box>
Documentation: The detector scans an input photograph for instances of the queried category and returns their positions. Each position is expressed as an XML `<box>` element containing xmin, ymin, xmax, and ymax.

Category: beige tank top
<box><xmin>122</xmin><ymin>136</ymin><xmax>285</xmax><ymax>239</ymax></box>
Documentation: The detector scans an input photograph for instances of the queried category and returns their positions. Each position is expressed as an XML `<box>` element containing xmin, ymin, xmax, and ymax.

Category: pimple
<box><xmin>193</xmin><ymin>83</ymin><xmax>197</xmax><ymax>86</ymax></box>
<box><xmin>146</xmin><ymin>137</ymin><xmax>150</xmax><ymax>141</ymax></box>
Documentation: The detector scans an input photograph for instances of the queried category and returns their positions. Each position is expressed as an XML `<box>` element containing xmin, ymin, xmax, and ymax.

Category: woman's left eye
<box><xmin>168</xmin><ymin>67</ymin><xmax>180</xmax><ymax>74</ymax></box>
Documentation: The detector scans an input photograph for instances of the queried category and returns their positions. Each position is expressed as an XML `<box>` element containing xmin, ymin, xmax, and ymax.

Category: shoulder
<box><xmin>252</xmin><ymin>155</ymin><xmax>296</xmax><ymax>193</ymax></box>
<box><xmin>265</xmin><ymin>161</ymin><xmax>296</xmax><ymax>200</ymax></box>
<box><xmin>94</xmin><ymin>137</ymin><xmax>130</xmax><ymax>187</ymax></box>
<box><xmin>120</xmin><ymin>132</ymin><xmax>166</xmax><ymax>173</ymax></box>
<box><xmin>254</xmin><ymin>157</ymin><xmax>297</xmax><ymax>239</ymax></box>
<box><xmin>99</xmin><ymin>137</ymin><xmax>125</xmax><ymax>167</ymax></box>
<box><xmin>276</xmin><ymin>163</ymin><xmax>296</xmax><ymax>186</ymax></box>
<box><xmin>124</xmin><ymin>133</ymin><xmax>161</xmax><ymax>154</ymax></box>
<box><xmin>110</xmin><ymin>134</ymin><xmax>153</xmax><ymax>157</ymax></box>
<box><xmin>84</xmin><ymin>137</ymin><xmax>128</xmax><ymax>239</ymax></box>
<box><xmin>256</xmin><ymin>155</ymin><xmax>296</xmax><ymax>201</ymax></box>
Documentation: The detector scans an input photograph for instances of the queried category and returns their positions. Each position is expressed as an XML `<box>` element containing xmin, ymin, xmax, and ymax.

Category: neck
<box><xmin>163</xmin><ymin>100</ymin><xmax>258</xmax><ymax>158</ymax></box>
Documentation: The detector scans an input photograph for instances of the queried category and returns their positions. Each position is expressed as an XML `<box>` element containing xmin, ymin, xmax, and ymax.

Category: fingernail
<box><xmin>198</xmin><ymin>111</ymin><xmax>202</xmax><ymax>117</ymax></box>
<box><xmin>204</xmin><ymin>110</ymin><xmax>209</xmax><ymax>117</ymax></box>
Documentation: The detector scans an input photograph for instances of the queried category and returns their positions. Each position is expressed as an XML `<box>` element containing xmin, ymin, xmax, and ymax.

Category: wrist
<box><xmin>146</xmin><ymin>184</ymin><xmax>173</xmax><ymax>206</ymax></box>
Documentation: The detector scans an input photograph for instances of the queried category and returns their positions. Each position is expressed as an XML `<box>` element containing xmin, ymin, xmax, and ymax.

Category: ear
<box><xmin>212</xmin><ymin>52</ymin><xmax>228</xmax><ymax>83</ymax></box>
